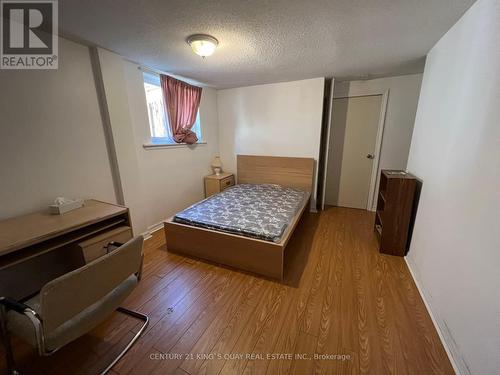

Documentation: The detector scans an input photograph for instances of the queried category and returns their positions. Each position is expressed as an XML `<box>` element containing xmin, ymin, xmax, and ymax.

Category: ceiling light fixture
<box><xmin>187</xmin><ymin>34</ymin><xmax>218</xmax><ymax>58</ymax></box>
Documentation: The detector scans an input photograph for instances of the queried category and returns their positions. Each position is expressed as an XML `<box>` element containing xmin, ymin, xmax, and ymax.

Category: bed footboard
<box><xmin>163</xmin><ymin>220</ymin><xmax>285</xmax><ymax>280</ymax></box>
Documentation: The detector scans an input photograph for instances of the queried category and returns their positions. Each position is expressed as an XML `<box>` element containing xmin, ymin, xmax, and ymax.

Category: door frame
<box><xmin>332</xmin><ymin>89</ymin><xmax>389</xmax><ymax>211</ymax></box>
<box><xmin>319</xmin><ymin>79</ymin><xmax>335</xmax><ymax>211</ymax></box>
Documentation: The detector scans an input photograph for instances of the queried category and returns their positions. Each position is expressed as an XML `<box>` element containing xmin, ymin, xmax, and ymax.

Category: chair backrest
<box><xmin>39</xmin><ymin>236</ymin><xmax>143</xmax><ymax>333</ymax></box>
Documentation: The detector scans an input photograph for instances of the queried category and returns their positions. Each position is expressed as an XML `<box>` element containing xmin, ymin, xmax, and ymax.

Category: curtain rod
<box><xmin>137</xmin><ymin>65</ymin><xmax>166</xmax><ymax>76</ymax></box>
<box><xmin>136</xmin><ymin>64</ymin><xmax>211</xmax><ymax>88</ymax></box>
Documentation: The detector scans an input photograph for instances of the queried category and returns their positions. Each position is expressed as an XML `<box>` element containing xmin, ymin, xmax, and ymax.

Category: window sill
<box><xmin>143</xmin><ymin>141</ymin><xmax>207</xmax><ymax>150</ymax></box>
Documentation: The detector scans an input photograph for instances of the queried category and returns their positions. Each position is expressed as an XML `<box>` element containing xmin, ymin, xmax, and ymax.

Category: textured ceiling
<box><xmin>59</xmin><ymin>0</ymin><xmax>475</xmax><ymax>88</ymax></box>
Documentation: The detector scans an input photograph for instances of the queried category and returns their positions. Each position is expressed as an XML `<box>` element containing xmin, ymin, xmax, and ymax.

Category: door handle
<box><xmin>366</xmin><ymin>153</ymin><xmax>375</xmax><ymax>159</ymax></box>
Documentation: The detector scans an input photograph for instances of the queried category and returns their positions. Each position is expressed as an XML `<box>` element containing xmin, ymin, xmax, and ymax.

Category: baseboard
<box><xmin>141</xmin><ymin>221</ymin><xmax>165</xmax><ymax>240</ymax></box>
<box><xmin>404</xmin><ymin>257</ymin><xmax>468</xmax><ymax>375</ymax></box>
<box><xmin>148</xmin><ymin>222</ymin><xmax>165</xmax><ymax>233</ymax></box>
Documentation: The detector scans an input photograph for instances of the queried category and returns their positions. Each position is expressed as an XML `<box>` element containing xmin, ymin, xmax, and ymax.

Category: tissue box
<box><xmin>49</xmin><ymin>199</ymin><xmax>84</xmax><ymax>215</ymax></box>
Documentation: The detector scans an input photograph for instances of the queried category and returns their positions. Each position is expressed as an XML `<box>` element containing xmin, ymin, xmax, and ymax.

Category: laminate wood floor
<box><xmin>1</xmin><ymin>207</ymin><xmax>454</xmax><ymax>374</ymax></box>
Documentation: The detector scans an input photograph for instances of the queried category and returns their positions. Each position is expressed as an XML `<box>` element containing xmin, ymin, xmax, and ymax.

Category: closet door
<box><xmin>328</xmin><ymin>95</ymin><xmax>381</xmax><ymax>209</ymax></box>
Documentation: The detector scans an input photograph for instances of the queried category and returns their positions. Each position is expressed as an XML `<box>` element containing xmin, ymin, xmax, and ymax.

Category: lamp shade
<box><xmin>211</xmin><ymin>156</ymin><xmax>222</xmax><ymax>168</ymax></box>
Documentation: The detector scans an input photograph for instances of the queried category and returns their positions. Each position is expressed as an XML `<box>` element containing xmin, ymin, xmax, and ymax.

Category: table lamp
<box><xmin>211</xmin><ymin>156</ymin><xmax>222</xmax><ymax>175</ymax></box>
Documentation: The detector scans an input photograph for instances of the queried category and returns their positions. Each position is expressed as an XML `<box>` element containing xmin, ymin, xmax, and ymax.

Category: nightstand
<box><xmin>204</xmin><ymin>172</ymin><xmax>235</xmax><ymax>197</ymax></box>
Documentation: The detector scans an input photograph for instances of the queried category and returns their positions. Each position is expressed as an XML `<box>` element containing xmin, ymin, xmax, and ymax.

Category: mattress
<box><xmin>173</xmin><ymin>184</ymin><xmax>308</xmax><ymax>242</ymax></box>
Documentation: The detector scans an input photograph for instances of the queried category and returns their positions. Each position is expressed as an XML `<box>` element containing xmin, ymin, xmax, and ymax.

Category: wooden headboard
<box><xmin>237</xmin><ymin>155</ymin><xmax>315</xmax><ymax>192</ymax></box>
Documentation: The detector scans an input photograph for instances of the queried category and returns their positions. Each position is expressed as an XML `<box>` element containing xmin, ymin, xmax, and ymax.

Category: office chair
<box><xmin>0</xmin><ymin>236</ymin><xmax>148</xmax><ymax>375</ymax></box>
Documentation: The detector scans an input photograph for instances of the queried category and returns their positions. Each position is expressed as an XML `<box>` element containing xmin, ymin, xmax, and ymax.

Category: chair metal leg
<box><xmin>0</xmin><ymin>306</ymin><xmax>19</xmax><ymax>375</ymax></box>
<box><xmin>100</xmin><ymin>307</ymin><xmax>149</xmax><ymax>375</ymax></box>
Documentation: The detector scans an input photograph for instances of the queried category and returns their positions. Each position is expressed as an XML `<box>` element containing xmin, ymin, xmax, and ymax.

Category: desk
<box><xmin>0</xmin><ymin>200</ymin><xmax>132</xmax><ymax>300</ymax></box>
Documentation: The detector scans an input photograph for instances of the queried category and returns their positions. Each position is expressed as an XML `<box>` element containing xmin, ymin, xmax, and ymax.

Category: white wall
<box><xmin>327</xmin><ymin>74</ymin><xmax>422</xmax><ymax>207</ymax></box>
<box><xmin>217</xmin><ymin>78</ymin><xmax>325</xmax><ymax>207</ymax></box>
<box><xmin>122</xmin><ymin>60</ymin><xmax>220</xmax><ymax>233</ymax></box>
<box><xmin>0</xmin><ymin>38</ymin><xmax>117</xmax><ymax>219</ymax></box>
<box><xmin>95</xmin><ymin>48</ymin><xmax>149</xmax><ymax>234</ymax></box>
<box><xmin>0</xmin><ymin>39</ymin><xmax>220</xmax><ymax>235</ymax></box>
<box><xmin>406</xmin><ymin>0</ymin><xmax>500</xmax><ymax>374</ymax></box>
<box><xmin>94</xmin><ymin>49</ymin><xmax>220</xmax><ymax>234</ymax></box>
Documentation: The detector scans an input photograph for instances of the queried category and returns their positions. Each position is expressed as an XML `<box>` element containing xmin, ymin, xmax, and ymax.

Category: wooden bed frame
<box><xmin>163</xmin><ymin>155</ymin><xmax>314</xmax><ymax>280</ymax></box>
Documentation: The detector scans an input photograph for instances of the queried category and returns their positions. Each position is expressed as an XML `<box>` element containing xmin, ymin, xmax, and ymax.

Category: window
<box><xmin>143</xmin><ymin>72</ymin><xmax>202</xmax><ymax>145</ymax></box>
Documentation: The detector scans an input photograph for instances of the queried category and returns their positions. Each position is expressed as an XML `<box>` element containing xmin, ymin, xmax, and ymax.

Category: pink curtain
<box><xmin>160</xmin><ymin>75</ymin><xmax>202</xmax><ymax>144</ymax></box>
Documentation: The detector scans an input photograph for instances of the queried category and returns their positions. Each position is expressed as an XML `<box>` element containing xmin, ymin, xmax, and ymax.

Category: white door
<box><xmin>326</xmin><ymin>95</ymin><xmax>381</xmax><ymax>209</ymax></box>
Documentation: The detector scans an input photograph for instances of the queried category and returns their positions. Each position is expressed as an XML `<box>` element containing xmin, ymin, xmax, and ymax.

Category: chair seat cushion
<box><xmin>8</xmin><ymin>274</ymin><xmax>137</xmax><ymax>351</ymax></box>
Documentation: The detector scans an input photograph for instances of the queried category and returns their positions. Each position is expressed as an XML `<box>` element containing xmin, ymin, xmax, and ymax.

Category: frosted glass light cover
<box><xmin>187</xmin><ymin>35</ymin><xmax>218</xmax><ymax>57</ymax></box>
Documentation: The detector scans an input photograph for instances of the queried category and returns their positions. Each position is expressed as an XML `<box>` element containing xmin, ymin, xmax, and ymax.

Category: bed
<box><xmin>163</xmin><ymin>155</ymin><xmax>314</xmax><ymax>280</ymax></box>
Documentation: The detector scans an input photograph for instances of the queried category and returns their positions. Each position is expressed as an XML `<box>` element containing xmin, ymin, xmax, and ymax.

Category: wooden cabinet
<box><xmin>374</xmin><ymin>170</ymin><xmax>419</xmax><ymax>256</ymax></box>
<box><xmin>204</xmin><ymin>173</ymin><xmax>235</xmax><ymax>197</ymax></box>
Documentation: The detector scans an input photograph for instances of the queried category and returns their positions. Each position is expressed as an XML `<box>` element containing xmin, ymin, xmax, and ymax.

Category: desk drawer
<box><xmin>220</xmin><ymin>175</ymin><xmax>235</xmax><ymax>191</ymax></box>
<box><xmin>79</xmin><ymin>226</ymin><xmax>132</xmax><ymax>263</ymax></box>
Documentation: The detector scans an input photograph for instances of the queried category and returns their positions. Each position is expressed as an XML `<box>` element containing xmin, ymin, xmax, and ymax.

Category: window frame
<box><xmin>142</xmin><ymin>71</ymin><xmax>203</xmax><ymax>148</ymax></box>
